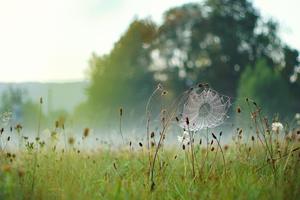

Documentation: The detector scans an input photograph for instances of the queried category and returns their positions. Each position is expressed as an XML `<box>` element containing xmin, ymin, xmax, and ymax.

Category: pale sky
<box><xmin>0</xmin><ymin>0</ymin><xmax>299</xmax><ymax>82</ymax></box>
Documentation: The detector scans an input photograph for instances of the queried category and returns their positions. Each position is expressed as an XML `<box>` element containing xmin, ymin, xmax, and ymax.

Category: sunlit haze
<box><xmin>0</xmin><ymin>0</ymin><xmax>299</xmax><ymax>82</ymax></box>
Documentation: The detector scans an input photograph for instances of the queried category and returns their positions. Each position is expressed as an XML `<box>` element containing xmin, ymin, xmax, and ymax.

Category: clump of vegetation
<box><xmin>0</xmin><ymin>83</ymin><xmax>299</xmax><ymax>200</ymax></box>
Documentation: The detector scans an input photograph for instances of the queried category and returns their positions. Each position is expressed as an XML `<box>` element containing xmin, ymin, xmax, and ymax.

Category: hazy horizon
<box><xmin>0</xmin><ymin>0</ymin><xmax>300</xmax><ymax>83</ymax></box>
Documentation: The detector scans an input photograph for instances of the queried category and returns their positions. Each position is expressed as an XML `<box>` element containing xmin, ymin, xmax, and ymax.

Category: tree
<box><xmin>84</xmin><ymin>0</ymin><xmax>300</xmax><ymax>127</ymax></box>
<box><xmin>150</xmin><ymin>0</ymin><xmax>299</xmax><ymax>97</ymax></box>
<box><xmin>85</xmin><ymin>19</ymin><xmax>158</xmax><ymax>125</ymax></box>
<box><xmin>236</xmin><ymin>59</ymin><xmax>292</xmax><ymax>123</ymax></box>
<box><xmin>0</xmin><ymin>87</ymin><xmax>43</xmax><ymax>128</ymax></box>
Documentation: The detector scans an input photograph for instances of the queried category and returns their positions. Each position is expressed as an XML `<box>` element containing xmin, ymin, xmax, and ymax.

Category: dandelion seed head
<box><xmin>272</xmin><ymin>122</ymin><xmax>283</xmax><ymax>132</ymax></box>
<box><xmin>178</xmin><ymin>86</ymin><xmax>231</xmax><ymax>131</ymax></box>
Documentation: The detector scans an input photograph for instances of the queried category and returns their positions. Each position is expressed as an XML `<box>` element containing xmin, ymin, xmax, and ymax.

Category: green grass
<box><xmin>1</xmin><ymin>138</ymin><xmax>300</xmax><ymax>200</ymax></box>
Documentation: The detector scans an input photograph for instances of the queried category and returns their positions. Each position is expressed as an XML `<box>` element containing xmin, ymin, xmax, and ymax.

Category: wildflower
<box><xmin>272</xmin><ymin>122</ymin><xmax>283</xmax><ymax>132</ymax></box>
<box><xmin>177</xmin><ymin>131</ymin><xmax>190</xmax><ymax>146</ymax></box>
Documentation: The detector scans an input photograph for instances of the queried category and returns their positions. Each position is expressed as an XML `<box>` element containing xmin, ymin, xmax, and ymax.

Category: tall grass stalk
<box><xmin>31</xmin><ymin>97</ymin><xmax>43</xmax><ymax>198</ymax></box>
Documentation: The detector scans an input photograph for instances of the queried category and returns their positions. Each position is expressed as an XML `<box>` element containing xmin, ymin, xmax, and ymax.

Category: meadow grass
<box><xmin>0</xmin><ymin>138</ymin><xmax>299</xmax><ymax>200</ymax></box>
<box><xmin>1</xmin><ymin>88</ymin><xmax>300</xmax><ymax>199</ymax></box>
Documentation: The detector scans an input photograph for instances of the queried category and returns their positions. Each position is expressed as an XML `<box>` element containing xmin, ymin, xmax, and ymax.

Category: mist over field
<box><xmin>1</xmin><ymin>0</ymin><xmax>300</xmax><ymax>199</ymax></box>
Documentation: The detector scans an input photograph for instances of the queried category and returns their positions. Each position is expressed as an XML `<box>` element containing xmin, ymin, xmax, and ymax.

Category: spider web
<box><xmin>177</xmin><ymin>86</ymin><xmax>231</xmax><ymax>131</ymax></box>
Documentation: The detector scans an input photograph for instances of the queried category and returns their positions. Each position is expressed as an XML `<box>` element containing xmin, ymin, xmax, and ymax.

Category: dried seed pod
<box><xmin>224</xmin><ymin>145</ymin><xmax>229</xmax><ymax>151</ymax></box>
<box><xmin>212</xmin><ymin>133</ymin><xmax>217</xmax><ymax>140</ymax></box>
<box><xmin>113</xmin><ymin>162</ymin><xmax>117</xmax><ymax>170</ymax></box>
<box><xmin>185</xmin><ymin>117</ymin><xmax>189</xmax><ymax>125</ymax></box>
<box><xmin>119</xmin><ymin>107</ymin><xmax>123</xmax><ymax>116</ymax></box>
<box><xmin>239</xmin><ymin>129</ymin><xmax>243</xmax><ymax>135</ymax></box>
<box><xmin>55</xmin><ymin>121</ymin><xmax>59</xmax><ymax>128</ymax></box>
<box><xmin>83</xmin><ymin>128</ymin><xmax>90</xmax><ymax>138</ymax></box>
<box><xmin>68</xmin><ymin>137</ymin><xmax>75</xmax><ymax>145</ymax></box>
<box><xmin>150</xmin><ymin>132</ymin><xmax>155</xmax><ymax>138</ymax></box>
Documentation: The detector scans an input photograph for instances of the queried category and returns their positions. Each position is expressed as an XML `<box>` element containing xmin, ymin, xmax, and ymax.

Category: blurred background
<box><xmin>0</xmin><ymin>0</ymin><xmax>299</xmax><ymax>133</ymax></box>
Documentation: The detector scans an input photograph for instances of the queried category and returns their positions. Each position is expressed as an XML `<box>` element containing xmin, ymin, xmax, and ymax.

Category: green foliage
<box><xmin>0</xmin><ymin>87</ymin><xmax>42</xmax><ymax>128</ymax></box>
<box><xmin>0</xmin><ymin>87</ymin><xmax>24</xmax><ymax>113</ymax></box>
<box><xmin>21</xmin><ymin>101</ymin><xmax>42</xmax><ymax>129</ymax></box>
<box><xmin>0</xmin><ymin>87</ymin><xmax>70</xmax><ymax>129</ymax></box>
<box><xmin>1</xmin><ymin>143</ymin><xmax>300</xmax><ymax>199</ymax></box>
<box><xmin>84</xmin><ymin>0</ymin><xmax>299</xmax><ymax>125</ymax></box>
<box><xmin>152</xmin><ymin>0</ymin><xmax>299</xmax><ymax>96</ymax></box>
<box><xmin>237</xmin><ymin>59</ymin><xmax>292</xmax><ymax>119</ymax></box>
<box><xmin>85</xmin><ymin>19</ymin><xmax>158</xmax><ymax>125</ymax></box>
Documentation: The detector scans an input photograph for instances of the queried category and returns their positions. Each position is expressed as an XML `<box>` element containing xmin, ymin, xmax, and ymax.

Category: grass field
<box><xmin>0</xmin><ymin>129</ymin><xmax>300</xmax><ymax>200</ymax></box>
<box><xmin>1</xmin><ymin>95</ymin><xmax>300</xmax><ymax>200</ymax></box>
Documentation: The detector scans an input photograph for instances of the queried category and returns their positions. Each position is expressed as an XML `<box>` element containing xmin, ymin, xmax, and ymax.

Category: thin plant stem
<box><xmin>31</xmin><ymin>97</ymin><xmax>43</xmax><ymax>199</ymax></box>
